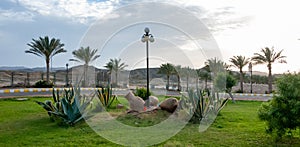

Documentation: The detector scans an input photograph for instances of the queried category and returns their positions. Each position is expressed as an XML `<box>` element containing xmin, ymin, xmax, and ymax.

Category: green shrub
<box><xmin>134</xmin><ymin>87</ymin><xmax>152</xmax><ymax>100</ymax></box>
<box><xmin>96</xmin><ymin>84</ymin><xmax>118</xmax><ymax>109</ymax></box>
<box><xmin>214</xmin><ymin>72</ymin><xmax>237</xmax><ymax>102</ymax></box>
<box><xmin>258</xmin><ymin>73</ymin><xmax>300</xmax><ymax>139</ymax></box>
<box><xmin>214</xmin><ymin>72</ymin><xmax>237</xmax><ymax>93</ymax></box>
<box><xmin>33</xmin><ymin>80</ymin><xmax>54</xmax><ymax>88</ymax></box>
<box><xmin>35</xmin><ymin>87</ymin><xmax>93</xmax><ymax>126</ymax></box>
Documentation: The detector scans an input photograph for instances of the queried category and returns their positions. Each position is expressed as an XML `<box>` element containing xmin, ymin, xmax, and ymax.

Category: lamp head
<box><xmin>141</xmin><ymin>35</ymin><xmax>146</xmax><ymax>42</ymax></box>
<box><xmin>144</xmin><ymin>27</ymin><xmax>150</xmax><ymax>33</ymax></box>
<box><xmin>149</xmin><ymin>35</ymin><xmax>154</xmax><ymax>42</ymax></box>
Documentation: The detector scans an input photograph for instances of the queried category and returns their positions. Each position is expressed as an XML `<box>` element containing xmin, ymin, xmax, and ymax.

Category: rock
<box><xmin>159</xmin><ymin>98</ymin><xmax>178</xmax><ymax>113</ymax></box>
<box><xmin>144</xmin><ymin>96</ymin><xmax>159</xmax><ymax>107</ymax></box>
<box><xmin>125</xmin><ymin>91</ymin><xmax>145</xmax><ymax>112</ymax></box>
<box><xmin>116</xmin><ymin>104</ymin><xmax>124</xmax><ymax>109</ymax></box>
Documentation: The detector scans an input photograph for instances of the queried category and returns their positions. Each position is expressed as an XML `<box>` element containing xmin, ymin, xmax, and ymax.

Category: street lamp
<box><xmin>66</xmin><ymin>63</ymin><xmax>69</xmax><ymax>87</ymax></box>
<box><xmin>141</xmin><ymin>27</ymin><xmax>155</xmax><ymax>108</ymax></box>
<box><xmin>248</xmin><ymin>62</ymin><xmax>252</xmax><ymax>93</ymax></box>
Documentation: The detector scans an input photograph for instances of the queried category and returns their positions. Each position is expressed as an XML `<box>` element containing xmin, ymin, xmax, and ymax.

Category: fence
<box><xmin>0</xmin><ymin>69</ymin><xmax>110</xmax><ymax>88</ymax></box>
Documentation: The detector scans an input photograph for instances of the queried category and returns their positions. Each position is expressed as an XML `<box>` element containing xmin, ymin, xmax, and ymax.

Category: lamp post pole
<box><xmin>141</xmin><ymin>27</ymin><xmax>154</xmax><ymax>108</ymax></box>
<box><xmin>66</xmin><ymin>63</ymin><xmax>69</xmax><ymax>87</ymax></box>
<box><xmin>248</xmin><ymin>62</ymin><xmax>252</xmax><ymax>93</ymax></box>
<box><xmin>146</xmin><ymin>40</ymin><xmax>149</xmax><ymax>107</ymax></box>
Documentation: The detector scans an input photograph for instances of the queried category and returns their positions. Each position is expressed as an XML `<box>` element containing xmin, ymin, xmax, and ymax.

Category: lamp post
<box><xmin>141</xmin><ymin>27</ymin><xmax>155</xmax><ymax>108</ymax></box>
<box><xmin>248</xmin><ymin>62</ymin><xmax>252</xmax><ymax>93</ymax></box>
<box><xmin>66</xmin><ymin>63</ymin><xmax>69</xmax><ymax>87</ymax></box>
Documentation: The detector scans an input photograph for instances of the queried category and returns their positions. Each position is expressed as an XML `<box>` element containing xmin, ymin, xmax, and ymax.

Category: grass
<box><xmin>0</xmin><ymin>97</ymin><xmax>299</xmax><ymax>146</ymax></box>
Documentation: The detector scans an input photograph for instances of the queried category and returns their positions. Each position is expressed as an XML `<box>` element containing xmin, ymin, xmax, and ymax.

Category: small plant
<box><xmin>181</xmin><ymin>88</ymin><xmax>228</xmax><ymax>123</ymax></box>
<box><xmin>35</xmin><ymin>87</ymin><xmax>93</xmax><ymax>126</ymax></box>
<box><xmin>258</xmin><ymin>73</ymin><xmax>300</xmax><ymax>139</ymax></box>
<box><xmin>33</xmin><ymin>80</ymin><xmax>54</xmax><ymax>88</ymax></box>
<box><xmin>96</xmin><ymin>84</ymin><xmax>118</xmax><ymax>109</ymax></box>
<box><xmin>134</xmin><ymin>87</ymin><xmax>151</xmax><ymax>100</ymax></box>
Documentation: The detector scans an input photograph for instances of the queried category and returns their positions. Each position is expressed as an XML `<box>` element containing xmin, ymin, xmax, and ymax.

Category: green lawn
<box><xmin>0</xmin><ymin>98</ymin><xmax>299</xmax><ymax>146</ymax></box>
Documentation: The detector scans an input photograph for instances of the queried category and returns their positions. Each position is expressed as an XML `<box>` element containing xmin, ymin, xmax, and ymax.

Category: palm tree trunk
<box><xmin>46</xmin><ymin>58</ymin><xmax>50</xmax><ymax>84</ymax></box>
<box><xmin>115</xmin><ymin>72</ymin><xmax>118</xmax><ymax>87</ymax></box>
<box><xmin>167</xmin><ymin>75</ymin><xmax>170</xmax><ymax>90</ymax></box>
<box><xmin>268</xmin><ymin>63</ymin><xmax>272</xmax><ymax>93</ymax></box>
<box><xmin>177</xmin><ymin>75</ymin><xmax>181</xmax><ymax>91</ymax></box>
<box><xmin>186</xmin><ymin>76</ymin><xmax>189</xmax><ymax>92</ymax></box>
<box><xmin>240</xmin><ymin>70</ymin><xmax>243</xmax><ymax>92</ymax></box>
<box><xmin>83</xmin><ymin>64</ymin><xmax>87</xmax><ymax>87</ymax></box>
<box><xmin>205</xmin><ymin>77</ymin><xmax>208</xmax><ymax>90</ymax></box>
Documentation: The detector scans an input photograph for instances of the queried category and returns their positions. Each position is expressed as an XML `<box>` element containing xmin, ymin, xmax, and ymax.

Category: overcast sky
<box><xmin>1</xmin><ymin>0</ymin><xmax>300</xmax><ymax>74</ymax></box>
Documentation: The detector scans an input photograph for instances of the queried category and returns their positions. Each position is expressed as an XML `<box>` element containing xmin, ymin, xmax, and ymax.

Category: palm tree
<box><xmin>197</xmin><ymin>65</ymin><xmax>211</xmax><ymax>90</ymax></box>
<box><xmin>174</xmin><ymin>65</ymin><xmax>182</xmax><ymax>91</ymax></box>
<box><xmin>229</xmin><ymin>55</ymin><xmax>250</xmax><ymax>92</ymax></box>
<box><xmin>181</xmin><ymin>67</ymin><xmax>196</xmax><ymax>91</ymax></box>
<box><xmin>25</xmin><ymin>36</ymin><xmax>66</xmax><ymax>84</ymax></box>
<box><xmin>252</xmin><ymin>47</ymin><xmax>286</xmax><ymax>93</ymax></box>
<box><xmin>70</xmin><ymin>46</ymin><xmax>100</xmax><ymax>86</ymax></box>
<box><xmin>104</xmin><ymin>58</ymin><xmax>127</xmax><ymax>87</ymax></box>
<box><xmin>157</xmin><ymin>63</ymin><xmax>175</xmax><ymax>90</ymax></box>
<box><xmin>205</xmin><ymin>58</ymin><xmax>227</xmax><ymax>76</ymax></box>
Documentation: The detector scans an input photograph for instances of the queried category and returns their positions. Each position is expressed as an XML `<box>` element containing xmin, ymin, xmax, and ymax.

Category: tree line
<box><xmin>25</xmin><ymin>36</ymin><xmax>286</xmax><ymax>93</ymax></box>
<box><xmin>25</xmin><ymin>36</ymin><xmax>127</xmax><ymax>87</ymax></box>
<box><xmin>157</xmin><ymin>47</ymin><xmax>286</xmax><ymax>94</ymax></box>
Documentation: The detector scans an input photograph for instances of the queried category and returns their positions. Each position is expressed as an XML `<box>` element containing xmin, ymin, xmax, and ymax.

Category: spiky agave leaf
<box><xmin>35</xmin><ymin>100</ymin><xmax>54</xmax><ymax>112</ymax></box>
<box><xmin>96</xmin><ymin>84</ymin><xmax>117</xmax><ymax>109</ymax></box>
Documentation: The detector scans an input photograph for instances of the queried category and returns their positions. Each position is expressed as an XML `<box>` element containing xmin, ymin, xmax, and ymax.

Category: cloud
<box><xmin>186</xmin><ymin>5</ymin><xmax>253</xmax><ymax>33</ymax></box>
<box><xmin>6</xmin><ymin>0</ymin><xmax>120</xmax><ymax>24</ymax></box>
<box><xmin>2</xmin><ymin>0</ymin><xmax>252</xmax><ymax>30</ymax></box>
<box><xmin>0</xmin><ymin>9</ymin><xmax>34</xmax><ymax>22</ymax></box>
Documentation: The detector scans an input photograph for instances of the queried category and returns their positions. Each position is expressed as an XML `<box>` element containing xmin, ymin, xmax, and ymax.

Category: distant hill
<box><xmin>0</xmin><ymin>66</ymin><xmax>65</xmax><ymax>72</ymax></box>
<box><xmin>252</xmin><ymin>71</ymin><xmax>268</xmax><ymax>76</ymax></box>
<box><xmin>231</xmin><ymin>70</ymin><xmax>268</xmax><ymax>76</ymax></box>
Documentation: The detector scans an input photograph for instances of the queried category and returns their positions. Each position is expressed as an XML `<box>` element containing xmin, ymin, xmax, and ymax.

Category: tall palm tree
<box><xmin>252</xmin><ymin>47</ymin><xmax>286</xmax><ymax>93</ymax></box>
<box><xmin>197</xmin><ymin>65</ymin><xmax>211</xmax><ymax>90</ymax></box>
<box><xmin>181</xmin><ymin>67</ymin><xmax>195</xmax><ymax>92</ymax></box>
<box><xmin>205</xmin><ymin>58</ymin><xmax>227</xmax><ymax>76</ymax></box>
<box><xmin>104</xmin><ymin>58</ymin><xmax>127</xmax><ymax>87</ymax></box>
<box><xmin>70</xmin><ymin>46</ymin><xmax>100</xmax><ymax>86</ymax></box>
<box><xmin>25</xmin><ymin>36</ymin><xmax>66</xmax><ymax>84</ymax></box>
<box><xmin>174</xmin><ymin>65</ymin><xmax>182</xmax><ymax>91</ymax></box>
<box><xmin>229</xmin><ymin>55</ymin><xmax>250</xmax><ymax>92</ymax></box>
<box><xmin>157</xmin><ymin>63</ymin><xmax>175</xmax><ymax>90</ymax></box>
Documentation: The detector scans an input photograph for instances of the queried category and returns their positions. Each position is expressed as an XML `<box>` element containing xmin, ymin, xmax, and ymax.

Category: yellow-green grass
<box><xmin>0</xmin><ymin>98</ymin><xmax>299</xmax><ymax>146</ymax></box>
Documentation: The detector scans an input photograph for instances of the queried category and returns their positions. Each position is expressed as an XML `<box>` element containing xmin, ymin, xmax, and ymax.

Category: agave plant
<box><xmin>96</xmin><ymin>84</ymin><xmax>118</xmax><ymax>109</ymax></box>
<box><xmin>35</xmin><ymin>87</ymin><xmax>93</xmax><ymax>126</ymax></box>
<box><xmin>181</xmin><ymin>88</ymin><xmax>228</xmax><ymax>123</ymax></box>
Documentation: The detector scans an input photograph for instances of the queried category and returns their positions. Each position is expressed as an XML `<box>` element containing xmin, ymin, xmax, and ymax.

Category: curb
<box><xmin>232</xmin><ymin>93</ymin><xmax>274</xmax><ymax>97</ymax></box>
<box><xmin>0</xmin><ymin>88</ymin><xmax>127</xmax><ymax>94</ymax></box>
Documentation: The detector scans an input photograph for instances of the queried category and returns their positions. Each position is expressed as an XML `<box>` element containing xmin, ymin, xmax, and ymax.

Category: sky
<box><xmin>1</xmin><ymin>0</ymin><xmax>300</xmax><ymax>74</ymax></box>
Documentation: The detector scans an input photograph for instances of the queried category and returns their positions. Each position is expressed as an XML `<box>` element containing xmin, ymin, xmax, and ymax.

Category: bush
<box><xmin>214</xmin><ymin>72</ymin><xmax>237</xmax><ymax>93</ymax></box>
<box><xmin>258</xmin><ymin>73</ymin><xmax>300</xmax><ymax>139</ymax></box>
<box><xmin>134</xmin><ymin>87</ymin><xmax>152</xmax><ymax>100</ymax></box>
<box><xmin>33</xmin><ymin>80</ymin><xmax>54</xmax><ymax>88</ymax></box>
